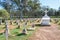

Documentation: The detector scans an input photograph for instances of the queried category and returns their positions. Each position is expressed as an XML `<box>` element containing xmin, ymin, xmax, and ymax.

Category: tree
<box><xmin>48</xmin><ymin>8</ymin><xmax>56</xmax><ymax>16</ymax></box>
<box><xmin>0</xmin><ymin>9</ymin><xmax>10</xmax><ymax>25</ymax></box>
<box><xmin>26</xmin><ymin>0</ymin><xmax>41</xmax><ymax>17</ymax></box>
<box><xmin>0</xmin><ymin>9</ymin><xmax>10</xmax><ymax>19</ymax></box>
<box><xmin>0</xmin><ymin>0</ymin><xmax>41</xmax><ymax>18</ymax></box>
<box><xmin>58</xmin><ymin>7</ymin><xmax>60</xmax><ymax>16</ymax></box>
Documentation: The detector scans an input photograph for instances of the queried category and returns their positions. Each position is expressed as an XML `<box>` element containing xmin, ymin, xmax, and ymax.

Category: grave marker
<box><xmin>17</xmin><ymin>20</ymin><xmax>20</xmax><ymax>28</ymax></box>
<box><xmin>10</xmin><ymin>20</ymin><xmax>12</xmax><ymax>25</ymax></box>
<box><xmin>41</xmin><ymin>10</ymin><xmax>51</xmax><ymax>25</ymax></box>
<box><xmin>27</xmin><ymin>23</ymin><xmax>35</xmax><ymax>31</ymax></box>
<box><xmin>22</xmin><ymin>21</ymin><xmax>27</xmax><ymax>34</ymax></box>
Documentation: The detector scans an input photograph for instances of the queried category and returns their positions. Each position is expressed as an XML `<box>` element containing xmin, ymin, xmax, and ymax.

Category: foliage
<box><xmin>0</xmin><ymin>0</ymin><xmax>60</xmax><ymax>18</ymax></box>
<box><xmin>0</xmin><ymin>20</ymin><xmax>38</xmax><ymax>40</ymax></box>
<box><xmin>0</xmin><ymin>9</ymin><xmax>10</xmax><ymax>19</ymax></box>
<box><xmin>0</xmin><ymin>0</ymin><xmax>41</xmax><ymax>18</ymax></box>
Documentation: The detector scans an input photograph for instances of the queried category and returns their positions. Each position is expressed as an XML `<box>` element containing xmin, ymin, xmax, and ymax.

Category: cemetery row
<box><xmin>0</xmin><ymin>18</ymin><xmax>41</xmax><ymax>40</ymax></box>
<box><xmin>0</xmin><ymin>18</ymin><xmax>60</xmax><ymax>40</ymax></box>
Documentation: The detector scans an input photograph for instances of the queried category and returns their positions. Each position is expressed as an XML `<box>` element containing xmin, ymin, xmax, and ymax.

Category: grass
<box><xmin>0</xmin><ymin>18</ymin><xmax>58</xmax><ymax>40</ymax></box>
<box><xmin>0</xmin><ymin>27</ymin><xmax>35</xmax><ymax>40</ymax></box>
<box><xmin>0</xmin><ymin>24</ymin><xmax>5</xmax><ymax>30</ymax></box>
<box><xmin>0</xmin><ymin>20</ymin><xmax>38</xmax><ymax>40</ymax></box>
<box><xmin>52</xmin><ymin>19</ymin><xmax>60</xmax><ymax>29</ymax></box>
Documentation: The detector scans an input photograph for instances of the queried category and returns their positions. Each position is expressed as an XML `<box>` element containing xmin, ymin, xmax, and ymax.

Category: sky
<box><xmin>40</xmin><ymin>0</ymin><xmax>60</xmax><ymax>10</ymax></box>
<box><xmin>0</xmin><ymin>5</ymin><xmax>4</xmax><ymax>9</ymax></box>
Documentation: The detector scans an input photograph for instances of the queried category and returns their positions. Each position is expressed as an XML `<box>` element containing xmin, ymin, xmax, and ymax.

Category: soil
<box><xmin>28</xmin><ymin>24</ymin><xmax>60</xmax><ymax>40</ymax></box>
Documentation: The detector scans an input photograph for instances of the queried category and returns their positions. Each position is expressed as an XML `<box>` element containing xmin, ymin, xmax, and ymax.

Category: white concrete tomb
<box><xmin>41</xmin><ymin>10</ymin><xmax>50</xmax><ymax>25</ymax></box>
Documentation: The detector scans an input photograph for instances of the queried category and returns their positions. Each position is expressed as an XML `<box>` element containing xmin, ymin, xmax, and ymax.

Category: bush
<box><xmin>0</xmin><ymin>9</ymin><xmax>10</xmax><ymax>19</ymax></box>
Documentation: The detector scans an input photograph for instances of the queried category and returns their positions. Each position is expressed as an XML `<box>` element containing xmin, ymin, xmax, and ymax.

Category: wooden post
<box><xmin>5</xmin><ymin>21</ymin><xmax>9</xmax><ymax>40</ymax></box>
<box><xmin>0</xmin><ymin>19</ymin><xmax>2</xmax><ymax>25</ymax></box>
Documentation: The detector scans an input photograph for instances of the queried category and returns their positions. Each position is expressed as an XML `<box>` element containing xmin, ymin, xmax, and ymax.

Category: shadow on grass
<box><xmin>0</xmin><ymin>33</ymin><xmax>3</xmax><ymax>35</ymax></box>
<box><xmin>35</xmin><ymin>24</ymin><xmax>51</xmax><ymax>27</ymax></box>
<box><xmin>16</xmin><ymin>33</ymin><xmax>27</xmax><ymax>36</ymax></box>
<box><xmin>3</xmin><ymin>27</ymin><xmax>6</xmax><ymax>29</ymax></box>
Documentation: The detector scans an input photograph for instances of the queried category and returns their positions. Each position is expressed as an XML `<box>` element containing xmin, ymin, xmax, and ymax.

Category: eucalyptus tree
<box><xmin>0</xmin><ymin>0</ymin><xmax>13</xmax><ymax>19</ymax></box>
<box><xmin>27</xmin><ymin>0</ymin><xmax>41</xmax><ymax>17</ymax></box>
<box><xmin>0</xmin><ymin>0</ymin><xmax>41</xmax><ymax>18</ymax></box>
<box><xmin>48</xmin><ymin>8</ymin><xmax>56</xmax><ymax>16</ymax></box>
<box><xmin>11</xmin><ymin>0</ymin><xmax>41</xmax><ymax>18</ymax></box>
<box><xmin>58</xmin><ymin>7</ymin><xmax>60</xmax><ymax>16</ymax></box>
<box><xmin>11</xmin><ymin>0</ymin><xmax>24</xmax><ymax>19</ymax></box>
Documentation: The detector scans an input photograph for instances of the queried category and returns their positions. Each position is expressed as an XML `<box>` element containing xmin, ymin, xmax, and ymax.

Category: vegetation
<box><xmin>0</xmin><ymin>20</ymin><xmax>39</xmax><ymax>40</ymax></box>
<box><xmin>0</xmin><ymin>0</ymin><xmax>60</xmax><ymax>40</ymax></box>
<box><xmin>0</xmin><ymin>9</ymin><xmax>10</xmax><ymax>19</ymax></box>
<box><xmin>0</xmin><ymin>0</ymin><xmax>60</xmax><ymax>18</ymax></box>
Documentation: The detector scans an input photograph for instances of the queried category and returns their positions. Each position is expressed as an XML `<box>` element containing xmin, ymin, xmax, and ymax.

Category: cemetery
<box><xmin>0</xmin><ymin>0</ymin><xmax>60</xmax><ymax>40</ymax></box>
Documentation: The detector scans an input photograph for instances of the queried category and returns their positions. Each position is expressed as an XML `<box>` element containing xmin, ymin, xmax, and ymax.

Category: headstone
<box><xmin>17</xmin><ymin>20</ymin><xmax>20</xmax><ymax>28</ymax></box>
<box><xmin>16</xmin><ymin>20</ymin><xmax>18</xmax><ymax>25</ymax></box>
<box><xmin>10</xmin><ymin>20</ymin><xmax>12</xmax><ymax>25</ymax></box>
<box><xmin>25</xmin><ymin>21</ymin><xmax>27</xmax><ymax>25</ymax></box>
<box><xmin>22</xmin><ymin>21</ymin><xmax>27</xmax><ymax>34</ymax></box>
<box><xmin>27</xmin><ymin>23</ymin><xmax>35</xmax><ymax>31</ymax></box>
<box><xmin>16</xmin><ymin>19</ymin><xmax>20</xmax><ymax>25</ymax></box>
<box><xmin>36</xmin><ymin>19</ymin><xmax>40</xmax><ymax>22</ymax></box>
<box><xmin>18</xmin><ymin>24</ymin><xmax>20</xmax><ymax>28</ymax></box>
<box><xmin>41</xmin><ymin>10</ymin><xmax>50</xmax><ymax>25</ymax></box>
<box><xmin>31</xmin><ymin>23</ymin><xmax>35</xmax><ymax>28</ymax></box>
<box><xmin>22</xmin><ymin>29</ymin><xmax>27</xmax><ymax>34</ymax></box>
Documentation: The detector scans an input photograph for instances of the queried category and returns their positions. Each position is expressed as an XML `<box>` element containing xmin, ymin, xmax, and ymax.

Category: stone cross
<box><xmin>44</xmin><ymin>10</ymin><xmax>48</xmax><ymax>16</ymax></box>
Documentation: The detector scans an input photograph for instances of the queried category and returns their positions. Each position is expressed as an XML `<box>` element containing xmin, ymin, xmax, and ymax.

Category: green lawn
<box><xmin>0</xmin><ymin>20</ymin><xmax>38</xmax><ymax>40</ymax></box>
<box><xmin>0</xmin><ymin>26</ymin><xmax>37</xmax><ymax>40</ymax></box>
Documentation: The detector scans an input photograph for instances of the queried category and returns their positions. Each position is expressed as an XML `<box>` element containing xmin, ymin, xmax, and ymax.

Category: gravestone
<box><xmin>16</xmin><ymin>19</ymin><xmax>20</xmax><ymax>25</ymax></box>
<box><xmin>41</xmin><ymin>10</ymin><xmax>50</xmax><ymax>25</ymax></box>
<box><xmin>17</xmin><ymin>20</ymin><xmax>20</xmax><ymax>28</ymax></box>
<box><xmin>31</xmin><ymin>23</ymin><xmax>35</xmax><ymax>28</ymax></box>
<box><xmin>25</xmin><ymin>21</ymin><xmax>27</xmax><ymax>25</ymax></box>
<box><xmin>22</xmin><ymin>21</ymin><xmax>27</xmax><ymax>34</ymax></box>
<box><xmin>16</xmin><ymin>19</ymin><xmax>18</xmax><ymax>25</ymax></box>
<box><xmin>27</xmin><ymin>23</ymin><xmax>35</xmax><ymax>31</ymax></box>
<box><xmin>22</xmin><ymin>29</ymin><xmax>27</xmax><ymax>34</ymax></box>
<box><xmin>10</xmin><ymin>20</ymin><xmax>12</xmax><ymax>25</ymax></box>
<box><xmin>17</xmin><ymin>23</ymin><xmax>20</xmax><ymax>28</ymax></box>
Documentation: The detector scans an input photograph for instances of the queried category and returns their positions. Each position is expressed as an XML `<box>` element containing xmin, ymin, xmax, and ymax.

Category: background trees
<box><xmin>0</xmin><ymin>0</ymin><xmax>60</xmax><ymax>18</ymax></box>
<box><xmin>0</xmin><ymin>9</ymin><xmax>10</xmax><ymax>19</ymax></box>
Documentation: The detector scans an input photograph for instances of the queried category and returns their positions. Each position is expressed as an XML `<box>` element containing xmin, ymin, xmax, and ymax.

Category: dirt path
<box><xmin>29</xmin><ymin>24</ymin><xmax>60</xmax><ymax>40</ymax></box>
